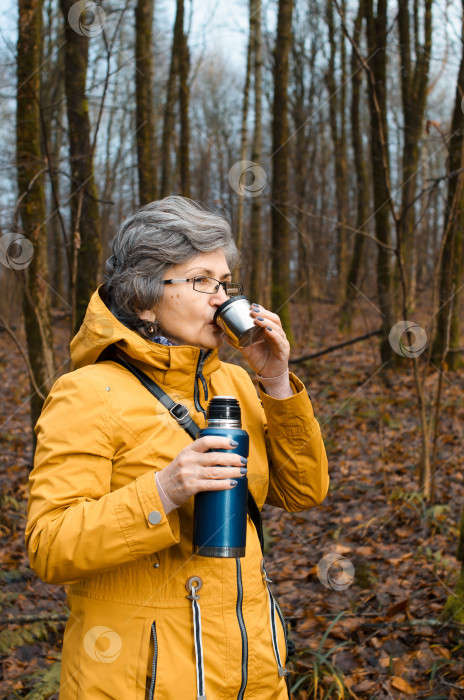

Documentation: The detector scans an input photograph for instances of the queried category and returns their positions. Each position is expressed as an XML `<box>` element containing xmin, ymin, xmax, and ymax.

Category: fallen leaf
<box><xmin>391</xmin><ymin>676</ymin><xmax>417</xmax><ymax>695</ymax></box>
<box><xmin>353</xmin><ymin>679</ymin><xmax>376</xmax><ymax>692</ymax></box>
<box><xmin>332</xmin><ymin>543</ymin><xmax>352</xmax><ymax>554</ymax></box>
<box><xmin>386</xmin><ymin>598</ymin><xmax>409</xmax><ymax>618</ymax></box>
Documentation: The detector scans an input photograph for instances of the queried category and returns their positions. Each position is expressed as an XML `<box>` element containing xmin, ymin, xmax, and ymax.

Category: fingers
<box><xmin>163</xmin><ymin>438</ymin><xmax>247</xmax><ymax>506</ymax></box>
<box><xmin>202</xmin><ymin>477</ymin><xmax>242</xmax><ymax>492</ymax></box>
<box><xmin>249</xmin><ymin>307</ymin><xmax>287</xmax><ymax>341</ymax></box>
<box><xmin>162</xmin><ymin>460</ymin><xmax>243</xmax><ymax>505</ymax></box>
<box><xmin>185</xmin><ymin>438</ymin><xmax>247</xmax><ymax>489</ymax></box>
<box><xmin>191</xmin><ymin>439</ymin><xmax>247</xmax><ymax>468</ymax></box>
<box><xmin>191</xmin><ymin>435</ymin><xmax>240</xmax><ymax>452</ymax></box>
<box><xmin>200</xmin><ymin>463</ymin><xmax>246</xmax><ymax>480</ymax></box>
<box><xmin>199</xmin><ymin>449</ymin><xmax>246</xmax><ymax>468</ymax></box>
<box><xmin>252</xmin><ymin>316</ymin><xmax>285</xmax><ymax>339</ymax></box>
<box><xmin>249</xmin><ymin>303</ymin><xmax>283</xmax><ymax>330</ymax></box>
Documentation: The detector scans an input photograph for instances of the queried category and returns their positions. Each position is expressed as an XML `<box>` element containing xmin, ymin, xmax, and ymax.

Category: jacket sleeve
<box><xmin>25</xmin><ymin>371</ymin><xmax>180</xmax><ymax>585</ymax></box>
<box><xmin>258</xmin><ymin>371</ymin><xmax>329</xmax><ymax>511</ymax></box>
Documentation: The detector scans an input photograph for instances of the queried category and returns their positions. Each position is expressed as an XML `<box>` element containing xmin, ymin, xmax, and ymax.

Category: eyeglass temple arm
<box><xmin>163</xmin><ymin>278</ymin><xmax>242</xmax><ymax>291</ymax></box>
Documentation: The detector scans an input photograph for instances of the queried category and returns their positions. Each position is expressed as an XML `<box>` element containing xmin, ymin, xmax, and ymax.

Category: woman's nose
<box><xmin>212</xmin><ymin>284</ymin><xmax>229</xmax><ymax>304</ymax></box>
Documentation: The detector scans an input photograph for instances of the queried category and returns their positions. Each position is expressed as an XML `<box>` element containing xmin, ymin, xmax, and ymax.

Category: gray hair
<box><xmin>103</xmin><ymin>196</ymin><xmax>241</xmax><ymax>338</ymax></box>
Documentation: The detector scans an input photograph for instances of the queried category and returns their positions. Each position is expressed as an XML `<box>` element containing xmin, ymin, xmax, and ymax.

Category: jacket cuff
<box><xmin>114</xmin><ymin>469</ymin><xmax>180</xmax><ymax>559</ymax></box>
<box><xmin>258</xmin><ymin>372</ymin><xmax>317</xmax><ymax>434</ymax></box>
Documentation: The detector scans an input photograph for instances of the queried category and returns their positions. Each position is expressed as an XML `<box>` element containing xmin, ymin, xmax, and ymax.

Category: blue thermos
<box><xmin>193</xmin><ymin>396</ymin><xmax>249</xmax><ymax>557</ymax></box>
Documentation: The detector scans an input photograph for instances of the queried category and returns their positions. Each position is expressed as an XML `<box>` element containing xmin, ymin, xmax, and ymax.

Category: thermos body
<box><xmin>193</xmin><ymin>426</ymin><xmax>249</xmax><ymax>558</ymax></box>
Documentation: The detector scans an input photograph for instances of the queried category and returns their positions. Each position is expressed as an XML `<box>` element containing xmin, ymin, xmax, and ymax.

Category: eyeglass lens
<box><xmin>193</xmin><ymin>277</ymin><xmax>242</xmax><ymax>295</ymax></box>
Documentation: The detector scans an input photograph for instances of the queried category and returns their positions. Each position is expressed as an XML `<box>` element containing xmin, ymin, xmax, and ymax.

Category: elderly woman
<box><xmin>26</xmin><ymin>196</ymin><xmax>329</xmax><ymax>700</ymax></box>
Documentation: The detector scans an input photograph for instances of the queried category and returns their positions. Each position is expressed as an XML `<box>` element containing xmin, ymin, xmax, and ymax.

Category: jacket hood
<box><xmin>70</xmin><ymin>286</ymin><xmax>221</xmax><ymax>387</ymax></box>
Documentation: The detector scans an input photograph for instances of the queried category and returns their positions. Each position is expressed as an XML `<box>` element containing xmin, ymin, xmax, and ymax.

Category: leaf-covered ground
<box><xmin>1</xmin><ymin>302</ymin><xmax>463</xmax><ymax>699</ymax></box>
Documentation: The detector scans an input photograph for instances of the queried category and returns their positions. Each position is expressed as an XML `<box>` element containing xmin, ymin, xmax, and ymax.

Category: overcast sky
<box><xmin>0</xmin><ymin>0</ymin><xmax>252</xmax><ymax>73</ymax></box>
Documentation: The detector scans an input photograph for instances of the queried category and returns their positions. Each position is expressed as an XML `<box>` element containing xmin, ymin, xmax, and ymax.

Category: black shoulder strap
<box><xmin>100</xmin><ymin>351</ymin><xmax>265</xmax><ymax>554</ymax></box>
<box><xmin>110</xmin><ymin>354</ymin><xmax>200</xmax><ymax>439</ymax></box>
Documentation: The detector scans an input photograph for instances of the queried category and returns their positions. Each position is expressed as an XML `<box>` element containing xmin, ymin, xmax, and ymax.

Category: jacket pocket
<box><xmin>146</xmin><ymin>621</ymin><xmax>158</xmax><ymax>700</ymax></box>
<box><xmin>135</xmin><ymin>619</ymin><xmax>157</xmax><ymax>700</ymax></box>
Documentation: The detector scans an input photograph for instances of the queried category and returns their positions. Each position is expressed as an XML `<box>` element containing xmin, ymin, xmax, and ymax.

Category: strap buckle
<box><xmin>169</xmin><ymin>402</ymin><xmax>190</xmax><ymax>424</ymax></box>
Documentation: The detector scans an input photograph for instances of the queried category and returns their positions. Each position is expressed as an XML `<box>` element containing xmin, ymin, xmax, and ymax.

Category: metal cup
<box><xmin>213</xmin><ymin>295</ymin><xmax>266</xmax><ymax>348</ymax></box>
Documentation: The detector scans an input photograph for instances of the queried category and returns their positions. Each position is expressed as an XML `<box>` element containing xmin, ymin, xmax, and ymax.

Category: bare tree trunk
<box><xmin>41</xmin><ymin>0</ymin><xmax>68</xmax><ymax>308</ymax></box>
<box><xmin>177</xmin><ymin>0</ymin><xmax>191</xmax><ymax>197</ymax></box>
<box><xmin>17</xmin><ymin>0</ymin><xmax>56</xmax><ymax>429</ymax></box>
<box><xmin>271</xmin><ymin>0</ymin><xmax>294</xmax><ymax>341</ymax></box>
<box><xmin>160</xmin><ymin>2</ymin><xmax>181</xmax><ymax>198</ymax></box>
<box><xmin>60</xmin><ymin>0</ymin><xmax>102</xmax><ymax>333</ymax></box>
<box><xmin>395</xmin><ymin>0</ymin><xmax>432</xmax><ymax>309</ymax></box>
<box><xmin>248</xmin><ymin>0</ymin><xmax>263</xmax><ymax>304</ymax></box>
<box><xmin>432</xmin><ymin>0</ymin><xmax>464</xmax><ymax>370</ymax></box>
<box><xmin>135</xmin><ymin>0</ymin><xmax>157</xmax><ymax>205</ymax></box>
<box><xmin>235</xmin><ymin>2</ymin><xmax>253</xmax><ymax>272</ymax></box>
<box><xmin>326</xmin><ymin>0</ymin><xmax>349</xmax><ymax>301</ymax></box>
<box><xmin>291</xmin><ymin>4</ymin><xmax>317</xmax><ymax>318</ymax></box>
<box><xmin>364</xmin><ymin>0</ymin><xmax>394</xmax><ymax>363</ymax></box>
<box><xmin>339</xmin><ymin>0</ymin><xmax>368</xmax><ymax>331</ymax></box>
<box><xmin>101</xmin><ymin>55</ymin><xmax>127</xmax><ymax>253</ymax></box>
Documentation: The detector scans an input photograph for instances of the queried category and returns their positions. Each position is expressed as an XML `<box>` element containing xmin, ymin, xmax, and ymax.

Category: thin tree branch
<box><xmin>290</xmin><ymin>328</ymin><xmax>383</xmax><ymax>363</ymax></box>
<box><xmin>0</xmin><ymin>311</ymin><xmax>46</xmax><ymax>400</ymax></box>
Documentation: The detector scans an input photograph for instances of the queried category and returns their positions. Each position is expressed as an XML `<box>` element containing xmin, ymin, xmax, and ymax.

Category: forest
<box><xmin>1</xmin><ymin>0</ymin><xmax>464</xmax><ymax>697</ymax></box>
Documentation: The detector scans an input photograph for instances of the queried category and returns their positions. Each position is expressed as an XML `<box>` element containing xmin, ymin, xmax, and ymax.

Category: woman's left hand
<box><xmin>225</xmin><ymin>303</ymin><xmax>290</xmax><ymax>377</ymax></box>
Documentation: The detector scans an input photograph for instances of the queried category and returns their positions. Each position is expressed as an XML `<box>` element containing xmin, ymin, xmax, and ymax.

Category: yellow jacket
<box><xmin>25</xmin><ymin>287</ymin><xmax>329</xmax><ymax>699</ymax></box>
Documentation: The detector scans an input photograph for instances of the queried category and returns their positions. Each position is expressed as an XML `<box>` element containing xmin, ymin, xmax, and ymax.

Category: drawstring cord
<box><xmin>186</xmin><ymin>577</ymin><xmax>207</xmax><ymax>700</ymax></box>
<box><xmin>267</xmin><ymin>588</ymin><xmax>287</xmax><ymax>677</ymax></box>
<box><xmin>261</xmin><ymin>560</ymin><xmax>287</xmax><ymax>678</ymax></box>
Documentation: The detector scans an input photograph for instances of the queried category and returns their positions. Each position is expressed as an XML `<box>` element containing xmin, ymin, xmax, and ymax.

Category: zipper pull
<box><xmin>198</xmin><ymin>349</ymin><xmax>206</xmax><ymax>366</ymax></box>
<box><xmin>197</xmin><ymin>351</ymin><xmax>210</xmax><ymax>403</ymax></box>
<box><xmin>260</xmin><ymin>557</ymin><xmax>273</xmax><ymax>583</ymax></box>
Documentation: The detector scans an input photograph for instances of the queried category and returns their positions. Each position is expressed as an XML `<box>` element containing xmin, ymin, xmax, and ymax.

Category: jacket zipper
<box><xmin>193</xmin><ymin>349</ymin><xmax>211</xmax><ymax>417</ymax></box>
<box><xmin>235</xmin><ymin>558</ymin><xmax>248</xmax><ymax>699</ymax></box>
<box><xmin>148</xmin><ymin>621</ymin><xmax>158</xmax><ymax>700</ymax></box>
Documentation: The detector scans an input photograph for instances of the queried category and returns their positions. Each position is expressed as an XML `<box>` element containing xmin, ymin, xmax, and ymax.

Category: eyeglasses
<box><xmin>163</xmin><ymin>276</ymin><xmax>243</xmax><ymax>296</ymax></box>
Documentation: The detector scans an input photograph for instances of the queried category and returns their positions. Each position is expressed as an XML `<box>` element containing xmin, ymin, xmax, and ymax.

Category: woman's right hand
<box><xmin>156</xmin><ymin>436</ymin><xmax>247</xmax><ymax>508</ymax></box>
